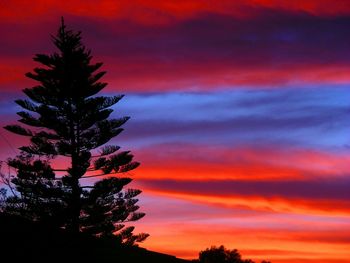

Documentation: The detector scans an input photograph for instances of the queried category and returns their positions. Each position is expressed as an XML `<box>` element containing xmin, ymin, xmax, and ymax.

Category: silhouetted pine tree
<box><xmin>2</xmin><ymin>18</ymin><xmax>147</xmax><ymax>244</ymax></box>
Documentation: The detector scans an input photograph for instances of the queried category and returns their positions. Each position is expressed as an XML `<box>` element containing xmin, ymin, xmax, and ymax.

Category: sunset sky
<box><xmin>0</xmin><ymin>1</ymin><xmax>350</xmax><ymax>262</ymax></box>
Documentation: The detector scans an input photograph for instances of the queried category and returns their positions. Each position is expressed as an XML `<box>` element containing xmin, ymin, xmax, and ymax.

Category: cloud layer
<box><xmin>1</xmin><ymin>1</ymin><xmax>350</xmax><ymax>91</ymax></box>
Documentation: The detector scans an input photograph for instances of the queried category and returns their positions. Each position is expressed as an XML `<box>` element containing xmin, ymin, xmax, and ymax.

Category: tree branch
<box><xmin>81</xmin><ymin>173</ymin><xmax>108</xmax><ymax>179</ymax></box>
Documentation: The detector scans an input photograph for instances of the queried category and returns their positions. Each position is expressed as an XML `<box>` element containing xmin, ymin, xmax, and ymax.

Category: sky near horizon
<box><xmin>0</xmin><ymin>1</ymin><xmax>350</xmax><ymax>262</ymax></box>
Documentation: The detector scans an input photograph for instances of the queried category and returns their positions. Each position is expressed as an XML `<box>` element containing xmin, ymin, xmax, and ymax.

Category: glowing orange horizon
<box><xmin>135</xmin><ymin>204</ymin><xmax>350</xmax><ymax>261</ymax></box>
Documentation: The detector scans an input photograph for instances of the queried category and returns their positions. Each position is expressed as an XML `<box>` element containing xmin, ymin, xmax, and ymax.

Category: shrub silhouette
<box><xmin>198</xmin><ymin>246</ymin><xmax>270</xmax><ymax>263</ymax></box>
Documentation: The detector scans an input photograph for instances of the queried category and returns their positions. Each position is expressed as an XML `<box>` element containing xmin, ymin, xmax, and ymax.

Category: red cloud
<box><xmin>2</xmin><ymin>57</ymin><xmax>350</xmax><ymax>93</ymax></box>
<box><xmin>1</xmin><ymin>1</ymin><xmax>350</xmax><ymax>23</ymax></box>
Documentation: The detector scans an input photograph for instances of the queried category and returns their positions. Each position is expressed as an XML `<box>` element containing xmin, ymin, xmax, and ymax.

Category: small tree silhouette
<box><xmin>2</xmin><ymin>153</ymin><xmax>66</xmax><ymax>226</ymax></box>
<box><xmin>1</xmin><ymin>18</ymin><xmax>148</xmax><ymax>245</ymax></box>
<box><xmin>198</xmin><ymin>245</ymin><xmax>270</xmax><ymax>263</ymax></box>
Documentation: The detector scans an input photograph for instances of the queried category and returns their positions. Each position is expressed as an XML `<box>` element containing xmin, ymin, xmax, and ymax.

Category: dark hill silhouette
<box><xmin>0</xmin><ymin>213</ymin><xmax>190</xmax><ymax>263</ymax></box>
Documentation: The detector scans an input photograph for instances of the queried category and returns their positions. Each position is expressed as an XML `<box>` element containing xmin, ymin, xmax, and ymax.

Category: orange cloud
<box><xmin>134</xmin><ymin>145</ymin><xmax>350</xmax><ymax>181</ymax></box>
<box><xmin>143</xmin><ymin>189</ymin><xmax>350</xmax><ymax>217</ymax></box>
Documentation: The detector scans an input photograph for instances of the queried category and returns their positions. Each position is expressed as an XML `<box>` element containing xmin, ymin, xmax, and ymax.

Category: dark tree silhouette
<box><xmin>1</xmin><ymin>153</ymin><xmax>66</xmax><ymax>226</ymax></box>
<box><xmin>1</xmin><ymin>18</ymin><xmax>147</xmax><ymax>244</ymax></box>
<box><xmin>198</xmin><ymin>246</ymin><xmax>270</xmax><ymax>263</ymax></box>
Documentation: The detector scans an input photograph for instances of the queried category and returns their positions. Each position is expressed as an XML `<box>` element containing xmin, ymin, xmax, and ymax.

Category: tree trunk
<box><xmin>69</xmin><ymin>154</ymin><xmax>82</xmax><ymax>235</ymax></box>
